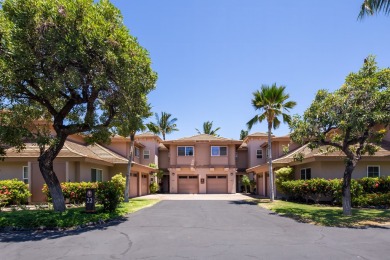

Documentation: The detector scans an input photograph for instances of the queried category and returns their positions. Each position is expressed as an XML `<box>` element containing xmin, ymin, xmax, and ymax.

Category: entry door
<box><xmin>178</xmin><ymin>175</ymin><xmax>199</xmax><ymax>194</ymax></box>
<box><xmin>206</xmin><ymin>175</ymin><xmax>228</xmax><ymax>194</ymax></box>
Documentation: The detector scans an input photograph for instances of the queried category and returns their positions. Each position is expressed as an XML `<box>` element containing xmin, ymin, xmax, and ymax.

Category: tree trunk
<box><xmin>267</xmin><ymin>122</ymin><xmax>275</xmax><ymax>202</ymax></box>
<box><xmin>124</xmin><ymin>133</ymin><xmax>135</xmax><ymax>202</ymax></box>
<box><xmin>342</xmin><ymin>158</ymin><xmax>357</xmax><ymax>216</ymax></box>
<box><xmin>38</xmin><ymin>150</ymin><xmax>66</xmax><ymax>212</ymax></box>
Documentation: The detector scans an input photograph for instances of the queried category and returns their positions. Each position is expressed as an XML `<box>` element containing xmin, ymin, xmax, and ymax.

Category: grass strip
<box><xmin>0</xmin><ymin>199</ymin><xmax>159</xmax><ymax>229</ymax></box>
<box><xmin>258</xmin><ymin>199</ymin><xmax>390</xmax><ymax>227</ymax></box>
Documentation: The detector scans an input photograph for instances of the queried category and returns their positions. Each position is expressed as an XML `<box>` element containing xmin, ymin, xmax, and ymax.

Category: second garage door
<box><xmin>178</xmin><ymin>175</ymin><xmax>199</xmax><ymax>194</ymax></box>
<box><xmin>141</xmin><ymin>174</ymin><xmax>148</xmax><ymax>195</ymax></box>
<box><xmin>206</xmin><ymin>175</ymin><xmax>228</xmax><ymax>194</ymax></box>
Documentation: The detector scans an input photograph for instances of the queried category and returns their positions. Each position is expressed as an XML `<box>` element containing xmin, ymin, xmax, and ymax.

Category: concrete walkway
<box><xmin>139</xmin><ymin>193</ymin><xmax>261</xmax><ymax>200</ymax></box>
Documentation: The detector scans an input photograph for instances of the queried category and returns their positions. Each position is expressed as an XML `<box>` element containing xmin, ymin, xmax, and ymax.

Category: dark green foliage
<box><xmin>280</xmin><ymin>177</ymin><xmax>390</xmax><ymax>207</ymax></box>
<box><xmin>275</xmin><ymin>167</ymin><xmax>294</xmax><ymax>193</ymax></box>
<box><xmin>43</xmin><ymin>174</ymin><xmax>126</xmax><ymax>212</ymax></box>
<box><xmin>149</xmin><ymin>182</ymin><xmax>159</xmax><ymax>194</ymax></box>
<box><xmin>96</xmin><ymin>181</ymin><xmax>123</xmax><ymax>212</ymax></box>
<box><xmin>0</xmin><ymin>179</ymin><xmax>31</xmax><ymax>205</ymax></box>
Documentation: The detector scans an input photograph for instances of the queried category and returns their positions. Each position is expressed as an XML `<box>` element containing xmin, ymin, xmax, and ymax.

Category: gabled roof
<box><xmin>163</xmin><ymin>134</ymin><xmax>242</xmax><ymax>145</ymax></box>
<box><xmin>3</xmin><ymin>141</ymin><xmax>156</xmax><ymax>171</ymax></box>
<box><xmin>242</xmin><ymin>132</ymin><xmax>272</xmax><ymax>143</ymax></box>
<box><xmin>135</xmin><ymin>132</ymin><xmax>163</xmax><ymax>142</ymax></box>
<box><xmin>247</xmin><ymin>141</ymin><xmax>390</xmax><ymax>173</ymax></box>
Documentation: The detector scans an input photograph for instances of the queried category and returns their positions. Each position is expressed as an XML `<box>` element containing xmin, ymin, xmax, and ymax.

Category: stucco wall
<box><xmin>78</xmin><ymin>162</ymin><xmax>110</xmax><ymax>182</ymax></box>
<box><xmin>195</xmin><ymin>143</ymin><xmax>210</xmax><ymax>166</ymax></box>
<box><xmin>293</xmin><ymin>160</ymin><xmax>390</xmax><ymax>180</ymax></box>
<box><xmin>139</xmin><ymin>138</ymin><xmax>159</xmax><ymax>166</ymax></box>
<box><xmin>236</xmin><ymin>150</ymin><xmax>248</xmax><ymax>169</ymax></box>
<box><xmin>0</xmin><ymin>162</ymin><xmax>27</xmax><ymax>180</ymax></box>
<box><xmin>158</xmin><ymin>150</ymin><xmax>170</xmax><ymax>169</ymax></box>
<box><xmin>247</xmin><ymin>139</ymin><xmax>267</xmax><ymax>167</ymax></box>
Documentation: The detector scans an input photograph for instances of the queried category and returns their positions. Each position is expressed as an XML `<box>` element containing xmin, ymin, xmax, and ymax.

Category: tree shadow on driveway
<box><xmin>0</xmin><ymin>216</ymin><xmax>128</xmax><ymax>243</ymax></box>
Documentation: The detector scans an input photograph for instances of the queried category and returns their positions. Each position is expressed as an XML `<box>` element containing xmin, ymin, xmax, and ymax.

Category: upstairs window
<box><xmin>135</xmin><ymin>147</ymin><xmax>140</xmax><ymax>157</ymax></box>
<box><xmin>91</xmin><ymin>168</ymin><xmax>103</xmax><ymax>182</ymax></box>
<box><xmin>23</xmin><ymin>166</ymin><xmax>29</xmax><ymax>184</ymax></box>
<box><xmin>178</xmin><ymin>146</ymin><xmax>194</xmax><ymax>156</ymax></box>
<box><xmin>300</xmin><ymin>168</ymin><xmax>311</xmax><ymax>180</ymax></box>
<box><xmin>256</xmin><ymin>149</ymin><xmax>263</xmax><ymax>159</ymax></box>
<box><xmin>367</xmin><ymin>166</ymin><xmax>380</xmax><ymax>178</ymax></box>
<box><xmin>211</xmin><ymin>146</ymin><xmax>227</xmax><ymax>156</ymax></box>
<box><xmin>143</xmin><ymin>150</ymin><xmax>150</xmax><ymax>159</ymax></box>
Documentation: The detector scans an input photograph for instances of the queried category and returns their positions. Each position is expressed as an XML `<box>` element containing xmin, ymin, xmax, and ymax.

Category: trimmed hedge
<box><xmin>0</xmin><ymin>179</ymin><xmax>31</xmax><ymax>206</ymax></box>
<box><xmin>43</xmin><ymin>173</ymin><xmax>126</xmax><ymax>212</ymax></box>
<box><xmin>279</xmin><ymin>176</ymin><xmax>390</xmax><ymax>207</ymax></box>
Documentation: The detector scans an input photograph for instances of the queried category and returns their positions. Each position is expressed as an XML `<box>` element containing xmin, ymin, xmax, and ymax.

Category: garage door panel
<box><xmin>207</xmin><ymin>175</ymin><xmax>227</xmax><ymax>194</ymax></box>
<box><xmin>130</xmin><ymin>174</ymin><xmax>138</xmax><ymax>197</ymax></box>
<box><xmin>178</xmin><ymin>176</ymin><xmax>199</xmax><ymax>194</ymax></box>
<box><xmin>141</xmin><ymin>174</ymin><xmax>148</xmax><ymax>195</ymax></box>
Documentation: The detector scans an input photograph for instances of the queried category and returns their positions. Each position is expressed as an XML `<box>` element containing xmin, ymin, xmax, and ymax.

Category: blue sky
<box><xmin>111</xmin><ymin>0</ymin><xmax>390</xmax><ymax>140</ymax></box>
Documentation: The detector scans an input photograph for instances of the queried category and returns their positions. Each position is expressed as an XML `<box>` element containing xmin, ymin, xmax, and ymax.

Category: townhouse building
<box><xmin>1</xmin><ymin>129</ymin><xmax>389</xmax><ymax>202</ymax></box>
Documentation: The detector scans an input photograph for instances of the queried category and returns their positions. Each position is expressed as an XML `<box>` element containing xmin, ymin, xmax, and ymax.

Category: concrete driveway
<box><xmin>1</xmin><ymin>199</ymin><xmax>389</xmax><ymax>260</ymax></box>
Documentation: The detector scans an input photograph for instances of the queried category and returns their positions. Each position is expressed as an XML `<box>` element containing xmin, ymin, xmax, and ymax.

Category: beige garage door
<box><xmin>178</xmin><ymin>175</ymin><xmax>199</xmax><ymax>194</ymax></box>
<box><xmin>141</xmin><ymin>174</ymin><xmax>148</xmax><ymax>195</ymax></box>
<box><xmin>130</xmin><ymin>173</ymin><xmax>138</xmax><ymax>197</ymax></box>
<box><xmin>206</xmin><ymin>175</ymin><xmax>228</xmax><ymax>194</ymax></box>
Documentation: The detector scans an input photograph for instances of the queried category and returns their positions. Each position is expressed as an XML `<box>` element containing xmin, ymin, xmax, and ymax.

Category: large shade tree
<box><xmin>359</xmin><ymin>0</ymin><xmax>390</xmax><ymax>18</ymax></box>
<box><xmin>195</xmin><ymin>121</ymin><xmax>221</xmax><ymax>136</ymax></box>
<box><xmin>0</xmin><ymin>0</ymin><xmax>157</xmax><ymax>211</ymax></box>
<box><xmin>247</xmin><ymin>84</ymin><xmax>296</xmax><ymax>201</ymax></box>
<box><xmin>290</xmin><ymin>56</ymin><xmax>390</xmax><ymax>215</ymax></box>
<box><xmin>146</xmin><ymin>112</ymin><xmax>178</xmax><ymax>140</ymax></box>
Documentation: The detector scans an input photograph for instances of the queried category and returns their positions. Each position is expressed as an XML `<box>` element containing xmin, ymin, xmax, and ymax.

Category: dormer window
<box><xmin>211</xmin><ymin>146</ymin><xmax>227</xmax><ymax>156</ymax></box>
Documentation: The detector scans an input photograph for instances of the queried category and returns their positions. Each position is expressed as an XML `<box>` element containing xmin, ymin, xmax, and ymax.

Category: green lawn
<box><xmin>258</xmin><ymin>199</ymin><xmax>390</xmax><ymax>227</ymax></box>
<box><xmin>0</xmin><ymin>199</ymin><xmax>159</xmax><ymax>229</ymax></box>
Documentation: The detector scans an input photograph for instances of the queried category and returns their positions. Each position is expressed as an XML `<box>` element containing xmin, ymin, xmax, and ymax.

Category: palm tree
<box><xmin>240</xmin><ymin>129</ymin><xmax>249</xmax><ymax>140</ymax></box>
<box><xmin>359</xmin><ymin>0</ymin><xmax>390</xmax><ymax>18</ymax></box>
<box><xmin>146</xmin><ymin>112</ymin><xmax>178</xmax><ymax>140</ymax></box>
<box><xmin>195</xmin><ymin>121</ymin><xmax>221</xmax><ymax>136</ymax></box>
<box><xmin>247</xmin><ymin>84</ymin><xmax>296</xmax><ymax>201</ymax></box>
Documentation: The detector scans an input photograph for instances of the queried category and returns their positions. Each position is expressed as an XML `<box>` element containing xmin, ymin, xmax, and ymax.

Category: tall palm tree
<box><xmin>195</xmin><ymin>121</ymin><xmax>221</xmax><ymax>136</ymax></box>
<box><xmin>247</xmin><ymin>84</ymin><xmax>296</xmax><ymax>201</ymax></box>
<box><xmin>146</xmin><ymin>112</ymin><xmax>178</xmax><ymax>140</ymax></box>
<box><xmin>359</xmin><ymin>0</ymin><xmax>390</xmax><ymax>18</ymax></box>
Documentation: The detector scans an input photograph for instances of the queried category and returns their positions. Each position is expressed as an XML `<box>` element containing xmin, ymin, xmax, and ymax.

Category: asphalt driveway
<box><xmin>1</xmin><ymin>200</ymin><xmax>389</xmax><ymax>259</ymax></box>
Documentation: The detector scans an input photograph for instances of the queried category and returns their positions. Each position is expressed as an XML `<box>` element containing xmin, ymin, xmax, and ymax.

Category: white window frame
<box><xmin>367</xmin><ymin>165</ymin><xmax>380</xmax><ymax>178</ymax></box>
<box><xmin>22</xmin><ymin>166</ymin><xmax>29</xmax><ymax>184</ymax></box>
<box><xmin>177</xmin><ymin>146</ymin><xmax>194</xmax><ymax>157</ymax></box>
<box><xmin>211</xmin><ymin>146</ymin><xmax>228</xmax><ymax>156</ymax></box>
<box><xmin>256</xmin><ymin>149</ymin><xmax>263</xmax><ymax>159</ymax></box>
<box><xmin>143</xmin><ymin>150</ymin><xmax>150</xmax><ymax>159</ymax></box>
<box><xmin>300</xmin><ymin>168</ymin><xmax>311</xmax><ymax>180</ymax></box>
<box><xmin>91</xmin><ymin>168</ymin><xmax>103</xmax><ymax>182</ymax></box>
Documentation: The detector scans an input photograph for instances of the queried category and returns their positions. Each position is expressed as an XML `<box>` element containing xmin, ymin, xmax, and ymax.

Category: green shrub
<box><xmin>43</xmin><ymin>182</ymin><xmax>98</xmax><ymax>204</ymax></box>
<box><xmin>357</xmin><ymin>177</ymin><xmax>390</xmax><ymax>194</ymax></box>
<box><xmin>241</xmin><ymin>175</ymin><xmax>250</xmax><ymax>193</ymax></box>
<box><xmin>149</xmin><ymin>182</ymin><xmax>159</xmax><ymax>194</ymax></box>
<box><xmin>43</xmin><ymin>174</ymin><xmax>125</xmax><ymax>212</ymax></box>
<box><xmin>353</xmin><ymin>192</ymin><xmax>390</xmax><ymax>207</ymax></box>
<box><xmin>111</xmin><ymin>173</ymin><xmax>126</xmax><ymax>198</ymax></box>
<box><xmin>0</xmin><ymin>179</ymin><xmax>31</xmax><ymax>205</ymax></box>
<box><xmin>275</xmin><ymin>167</ymin><xmax>294</xmax><ymax>194</ymax></box>
<box><xmin>280</xmin><ymin>178</ymin><xmax>364</xmax><ymax>204</ymax></box>
<box><xmin>96</xmin><ymin>180</ymin><xmax>123</xmax><ymax>212</ymax></box>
